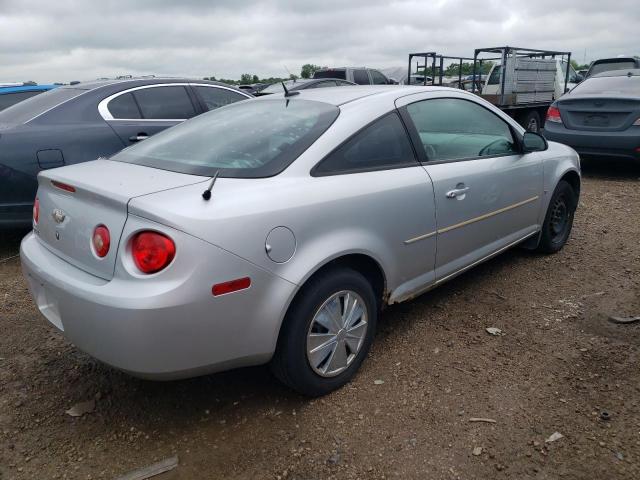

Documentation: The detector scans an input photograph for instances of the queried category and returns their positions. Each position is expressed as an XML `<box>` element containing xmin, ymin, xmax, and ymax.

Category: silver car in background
<box><xmin>20</xmin><ymin>86</ymin><xmax>581</xmax><ymax>396</ymax></box>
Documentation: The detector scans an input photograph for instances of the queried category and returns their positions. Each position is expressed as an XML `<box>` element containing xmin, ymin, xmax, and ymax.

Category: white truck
<box><xmin>408</xmin><ymin>47</ymin><xmax>582</xmax><ymax>132</ymax></box>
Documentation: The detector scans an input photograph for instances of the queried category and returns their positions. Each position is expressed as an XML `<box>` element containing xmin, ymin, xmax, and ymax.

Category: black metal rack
<box><xmin>408</xmin><ymin>52</ymin><xmax>476</xmax><ymax>87</ymax></box>
<box><xmin>470</xmin><ymin>46</ymin><xmax>572</xmax><ymax>107</ymax></box>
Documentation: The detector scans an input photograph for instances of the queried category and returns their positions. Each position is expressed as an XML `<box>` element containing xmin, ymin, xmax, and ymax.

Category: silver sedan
<box><xmin>20</xmin><ymin>86</ymin><xmax>581</xmax><ymax>396</ymax></box>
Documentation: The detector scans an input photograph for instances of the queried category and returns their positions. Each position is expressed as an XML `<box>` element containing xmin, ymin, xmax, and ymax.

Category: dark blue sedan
<box><xmin>0</xmin><ymin>78</ymin><xmax>251</xmax><ymax>227</ymax></box>
<box><xmin>544</xmin><ymin>69</ymin><xmax>640</xmax><ymax>162</ymax></box>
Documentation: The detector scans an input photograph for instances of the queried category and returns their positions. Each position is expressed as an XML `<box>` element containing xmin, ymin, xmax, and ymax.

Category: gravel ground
<box><xmin>1</xmin><ymin>158</ymin><xmax>639</xmax><ymax>480</ymax></box>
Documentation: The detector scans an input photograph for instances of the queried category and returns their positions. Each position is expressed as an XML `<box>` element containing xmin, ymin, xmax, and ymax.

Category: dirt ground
<box><xmin>1</xmin><ymin>158</ymin><xmax>639</xmax><ymax>480</ymax></box>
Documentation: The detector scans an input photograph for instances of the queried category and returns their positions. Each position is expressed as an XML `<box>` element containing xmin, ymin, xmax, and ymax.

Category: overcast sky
<box><xmin>1</xmin><ymin>0</ymin><xmax>638</xmax><ymax>83</ymax></box>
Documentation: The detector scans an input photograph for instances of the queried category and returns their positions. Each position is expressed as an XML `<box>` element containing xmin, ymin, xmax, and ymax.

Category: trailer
<box><xmin>408</xmin><ymin>47</ymin><xmax>578</xmax><ymax>132</ymax></box>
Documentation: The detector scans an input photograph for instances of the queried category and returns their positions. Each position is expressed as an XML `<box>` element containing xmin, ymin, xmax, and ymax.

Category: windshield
<box><xmin>571</xmin><ymin>75</ymin><xmax>640</xmax><ymax>95</ymax></box>
<box><xmin>314</xmin><ymin>70</ymin><xmax>347</xmax><ymax>80</ymax></box>
<box><xmin>0</xmin><ymin>87</ymin><xmax>86</xmax><ymax>124</ymax></box>
<box><xmin>261</xmin><ymin>80</ymin><xmax>309</xmax><ymax>94</ymax></box>
<box><xmin>114</xmin><ymin>99</ymin><xmax>339</xmax><ymax>178</ymax></box>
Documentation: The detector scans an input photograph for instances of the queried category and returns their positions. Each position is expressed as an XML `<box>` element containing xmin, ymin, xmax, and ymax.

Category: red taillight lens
<box><xmin>546</xmin><ymin>106</ymin><xmax>563</xmax><ymax>124</ymax></box>
<box><xmin>51</xmin><ymin>180</ymin><xmax>76</xmax><ymax>193</ymax></box>
<box><xmin>131</xmin><ymin>231</ymin><xmax>176</xmax><ymax>274</ymax></box>
<box><xmin>212</xmin><ymin>277</ymin><xmax>251</xmax><ymax>296</ymax></box>
<box><xmin>92</xmin><ymin>225</ymin><xmax>110</xmax><ymax>258</ymax></box>
<box><xmin>33</xmin><ymin>198</ymin><xmax>39</xmax><ymax>224</ymax></box>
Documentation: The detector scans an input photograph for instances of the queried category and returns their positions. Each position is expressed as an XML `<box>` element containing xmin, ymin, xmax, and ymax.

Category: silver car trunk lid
<box><xmin>558</xmin><ymin>96</ymin><xmax>640</xmax><ymax>131</ymax></box>
<box><xmin>35</xmin><ymin>159</ymin><xmax>207</xmax><ymax>280</ymax></box>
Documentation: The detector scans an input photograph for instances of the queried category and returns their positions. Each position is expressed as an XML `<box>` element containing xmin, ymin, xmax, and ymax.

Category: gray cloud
<box><xmin>0</xmin><ymin>0</ymin><xmax>638</xmax><ymax>83</ymax></box>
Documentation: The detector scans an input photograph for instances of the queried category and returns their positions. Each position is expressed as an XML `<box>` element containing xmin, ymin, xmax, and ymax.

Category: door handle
<box><xmin>129</xmin><ymin>134</ymin><xmax>149</xmax><ymax>142</ymax></box>
<box><xmin>446</xmin><ymin>186</ymin><xmax>469</xmax><ymax>198</ymax></box>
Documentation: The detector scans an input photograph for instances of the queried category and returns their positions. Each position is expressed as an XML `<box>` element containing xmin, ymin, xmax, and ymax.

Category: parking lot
<box><xmin>0</xmin><ymin>158</ymin><xmax>637</xmax><ymax>479</ymax></box>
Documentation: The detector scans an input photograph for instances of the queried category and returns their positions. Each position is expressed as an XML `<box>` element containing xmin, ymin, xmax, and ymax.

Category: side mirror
<box><xmin>387</xmin><ymin>78</ymin><xmax>398</xmax><ymax>85</ymax></box>
<box><xmin>574</xmin><ymin>74</ymin><xmax>584</xmax><ymax>83</ymax></box>
<box><xmin>522</xmin><ymin>131</ymin><xmax>548</xmax><ymax>153</ymax></box>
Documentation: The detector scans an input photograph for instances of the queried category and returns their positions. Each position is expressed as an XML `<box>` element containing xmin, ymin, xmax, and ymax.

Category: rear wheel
<box><xmin>271</xmin><ymin>268</ymin><xmax>377</xmax><ymax>396</ymax></box>
<box><xmin>536</xmin><ymin>180</ymin><xmax>577</xmax><ymax>253</ymax></box>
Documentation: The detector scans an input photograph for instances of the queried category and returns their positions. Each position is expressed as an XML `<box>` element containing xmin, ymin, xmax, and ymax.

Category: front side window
<box><xmin>114</xmin><ymin>99</ymin><xmax>339</xmax><ymax>178</ymax></box>
<box><xmin>314</xmin><ymin>113</ymin><xmax>417</xmax><ymax>175</ymax></box>
<box><xmin>133</xmin><ymin>86</ymin><xmax>196</xmax><ymax>119</ymax></box>
<box><xmin>108</xmin><ymin>92</ymin><xmax>141</xmax><ymax>119</ymax></box>
<box><xmin>487</xmin><ymin>66</ymin><xmax>502</xmax><ymax>85</ymax></box>
<box><xmin>195</xmin><ymin>86</ymin><xmax>247</xmax><ymax>111</ymax></box>
<box><xmin>353</xmin><ymin>69</ymin><xmax>370</xmax><ymax>85</ymax></box>
<box><xmin>405</xmin><ymin>98</ymin><xmax>518</xmax><ymax>161</ymax></box>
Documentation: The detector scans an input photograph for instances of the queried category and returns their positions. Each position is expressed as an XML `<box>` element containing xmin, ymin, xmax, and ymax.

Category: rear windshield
<box><xmin>0</xmin><ymin>87</ymin><xmax>86</xmax><ymax>124</ymax></box>
<box><xmin>589</xmin><ymin>61</ymin><xmax>637</xmax><ymax>76</ymax></box>
<box><xmin>114</xmin><ymin>99</ymin><xmax>339</xmax><ymax>178</ymax></box>
<box><xmin>0</xmin><ymin>90</ymin><xmax>44</xmax><ymax>111</ymax></box>
<box><xmin>314</xmin><ymin>70</ymin><xmax>347</xmax><ymax>80</ymax></box>
<box><xmin>571</xmin><ymin>75</ymin><xmax>640</xmax><ymax>95</ymax></box>
<box><xmin>260</xmin><ymin>80</ymin><xmax>309</xmax><ymax>95</ymax></box>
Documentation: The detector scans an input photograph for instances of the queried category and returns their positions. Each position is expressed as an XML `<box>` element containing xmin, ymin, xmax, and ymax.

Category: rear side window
<box><xmin>107</xmin><ymin>92</ymin><xmax>141</xmax><ymax>119</ymax></box>
<box><xmin>370</xmin><ymin>70</ymin><xmax>388</xmax><ymax>85</ymax></box>
<box><xmin>0</xmin><ymin>91</ymin><xmax>44</xmax><ymax>111</ymax></box>
<box><xmin>314</xmin><ymin>113</ymin><xmax>417</xmax><ymax>175</ymax></box>
<box><xmin>195</xmin><ymin>86</ymin><xmax>247</xmax><ymax>111</ymax></box>
<box><xmin>353</xmin><ymin>69</ymin><xmax>370</xmax><ymax>85</ymax></box>
<box><xmin>406</xmin><ymin>98</ymin><xmax>517</xmax><ymax>161</ymax></box>
<box><xmin>313</xmin><ymin>70</ymin><xmax>347</xmax><ymax>80</ymax></box>
<box><xmin>133</xmin><ymin>86</ymin><xmax>197</xmax><ymax>119</ymax></box>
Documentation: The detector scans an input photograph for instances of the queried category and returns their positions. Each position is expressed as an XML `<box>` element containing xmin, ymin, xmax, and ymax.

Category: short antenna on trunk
<box><xmin>202</xmin><ymin>170</ymin><xmax>220</xmax><ymax>201</ymax></box>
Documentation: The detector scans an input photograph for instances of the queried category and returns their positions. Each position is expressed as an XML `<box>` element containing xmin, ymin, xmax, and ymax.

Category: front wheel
<box><xmin>271</xmin><ymin>268</ymin><xmax>377</xmax><ymax>396</ymax></box>
<box><xmin>536</xmin><ymin>180</ymin><xmax>577</xmax><ymax>253</ymax></box>
<box><xmin>521</xmin><ymin>110</ymin><xmax>542</xmax><ymax>133</ymax></box>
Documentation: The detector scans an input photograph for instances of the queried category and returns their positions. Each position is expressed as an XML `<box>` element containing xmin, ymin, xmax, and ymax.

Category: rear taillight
<box><xmin>92</xmin><ymin>225</ymin><xmax>110</xmax><ymax>258</ymax></box>
<box><xmin>546</xmin><ymin>106</ymin><xmax>563</xmax><ymax>124</ymax></box>
<box><xmin>131</xmin><ymin>231</ymin><xmax>176</xmax><ymax>274</ymax></box>
<box><xmin>33</xmin><ymin>198</ymin><xmax>39</xmax><ymax>224</ymax></box>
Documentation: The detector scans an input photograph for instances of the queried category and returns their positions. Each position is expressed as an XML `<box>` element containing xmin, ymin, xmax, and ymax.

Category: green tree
<box><xmin>252</xmin><ymin>74</ymin><xmax>260</xmax><ymax>83</ymax></box>
<box><xmin>443</xmin><ymin>61</ymin><xmax>493</xmax><ymax>77</ymax></box>
<box><xmin>570</xmin><ymin>59</ymin><xmax>589</xmax><ymax>71</ymax></box>
<box><xmin>300</xmin><ymin>64</ymin><xmax>322</xmax><ymax>79</ymax></box>
<box><xmin>289</xmin><ymin>73</ymin><xmax>299</xmax><ymax>81</ymax></box>
<box><xmin>239</xmin><ymin>73</ymin><xmax>254</xmax><ymax>84</ymax></box>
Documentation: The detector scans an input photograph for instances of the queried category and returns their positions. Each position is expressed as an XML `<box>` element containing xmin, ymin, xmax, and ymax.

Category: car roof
<box><xmin>0</xmin><ymin>84</ymin><xmax>58</xmax><ymax>94</ymax></box>
<box><xmin>59</xmin><ymin>77</ymin><xmax>244</xmax><ymax>92</ymax></box>
<box><xmin>253</xmin><ymin>85</ymin><xmax>443</xmax><ymax>106</ymax></box>
<box><xmin>592</xmin><ymin>69</ymin><xmax>640</xmax><ymax>78</ymax></box>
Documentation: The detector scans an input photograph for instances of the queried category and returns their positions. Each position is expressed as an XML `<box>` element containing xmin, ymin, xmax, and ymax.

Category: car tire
<box><xmin>271</xmin><ymin>268</ymin><xmax>378</xmax><ymax>397</ymax></box>
<box><xmin>536</xmin><ymin>180</ymin><xmax>577</xmax><ymax>254</ymax></box>
<box><xmin>521</xmin><ymin>110</ymin><xmax>542</xmax><ymax>133</ymax></box>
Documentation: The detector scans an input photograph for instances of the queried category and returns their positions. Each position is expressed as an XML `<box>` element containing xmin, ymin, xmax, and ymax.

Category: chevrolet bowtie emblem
<box><xmin>52</xmin><ymin>209</ymin><xmax>66</xmax><ymax>224</ymax></box>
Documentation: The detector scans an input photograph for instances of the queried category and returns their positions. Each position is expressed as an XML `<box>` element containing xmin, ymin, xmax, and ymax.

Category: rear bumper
<box><xmin>20</xmin><ymin>221</ymin><xmax>297</xmax><ymax>380</ymax></box>
<box><xmin>543</xmin><ymin>124</ymin><xmax>640</xmax><ymax>161</ymax></box>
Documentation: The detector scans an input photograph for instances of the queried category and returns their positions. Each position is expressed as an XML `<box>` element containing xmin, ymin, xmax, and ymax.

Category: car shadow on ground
<box><xmin>580</xmin><ymin>157</ymin><xmax>640</xmax><ymax>180</ymax></box>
